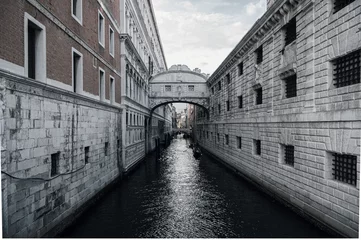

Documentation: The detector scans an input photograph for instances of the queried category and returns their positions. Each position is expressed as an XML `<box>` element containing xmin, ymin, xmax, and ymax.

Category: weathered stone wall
<box><xmin>1</xmin><ymin>71</ymin><xmax>122</xmax><ymax>237</ymax></box>
<box><xmin>198</xmin><ymin>0</ymin><xmax>360</xmax><ymax>237</ymax></box>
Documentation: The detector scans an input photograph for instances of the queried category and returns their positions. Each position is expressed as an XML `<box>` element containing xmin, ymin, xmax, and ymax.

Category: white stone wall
<box><xmin>1</xmin><ymin>71</ymin><xmax>122</xmax><ymax>237</ymax></box>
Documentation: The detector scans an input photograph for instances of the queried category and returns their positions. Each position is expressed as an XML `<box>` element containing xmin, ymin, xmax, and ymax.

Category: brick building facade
<box><xmin>196</xmin><ymin>0</ymin><xmax>360</xmax><ymax>237</ymax></box>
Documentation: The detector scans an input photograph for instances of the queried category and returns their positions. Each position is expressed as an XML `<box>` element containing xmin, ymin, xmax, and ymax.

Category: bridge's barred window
<box><xmin>284</xmin><ymin>17</ymin><xmax>296</xmax><ymax>47</ymax></box>
<box><xmin>238</xmin><ymin>95</ymin><xmax>243</xmax><ymax>108</ymax></box>
<box><xmin>165</xmin><ymin>85</ymin><xmax>171</xmax><ymax>92</ymax></box>
<box><xmin>218</xmin><ymin>104</ymin><xmax>221</xmax><ymax>114</ymax></box>
<box><xmin>332</xmin><ymin>153</ymin><xmax>357</xmax><ymax>186</ymax></box>
<box><xmin>238</xmin><ymin>62</ymin><xmax>243</xmax><ymax>76</ymax></box>
<box><xmin>254</xmin><ymin>140</ymin><xmax>261</xmax><ymax>155</ymax></box>
<box><xmin>188</xmin><ymin>85</ymin><xmax>195</xmax><ymax>91</ymax></box>
<box><xmin>237</xmin><ymin>137</ymin><xmax>242</xmax><ymax>149</ymax></box>
<box><xmin>255</xmin><ymin>45</ymin><xmax>263</xmax><ymax>64</ymax></box>
<box><xmin>218</xmin><ymin>81</ymin><xmax>222</xmax><ymax>91</ymax></box>
<box><xmin>226</xmin><ymin>100</ymin><xmax>230</xmax><ymax>111</ymax></box>
<box><xmin>85</xmin><ymin>146</ymin><xmax>89</xmax><ymax>164</ymax></box>
<box><xmin>104</xmin><ymin>142</ymin><xmax>109</xmax><ymax>156</ymax></box>
<box><xmin>51</xmin><ymin>152</ymin><xmax>60</xmax><ymax>177</ymax></box>
<box><xmin>334</xmin><ymin>0</ymin><xmax>355</xmax><ymax>13</ymax></box>
<box><xmin>332</xmin><ymin>50</ymin><xmax>360</xmax><ymax>88</ymax></box>
<box><xmin>225</xmin><ymin>135</ymin><xmax>229</xmax><ymax>145</ymax></box>
<box><xmin>282</xmin><ymin>145</ymin><xmax>295</xmax><ymax>166</ymax></box>
<box><xmin>284</xmin><ymin>74</ymin><xmax>297</xmax><ymax>98</ymax></box>
<box><xmin>226</xmin><ymin>73</ymin><xmax>231</xmax><ymax>84</ymax></box>
<box><xmin>255</xmin><ymin>87</ymin><xmax>262</xmax><ymax>105</ymax></box>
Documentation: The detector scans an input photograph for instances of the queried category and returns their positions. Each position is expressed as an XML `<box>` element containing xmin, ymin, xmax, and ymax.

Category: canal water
<box><xmin>60</xmin><ymin>135</ymin><xmax>333</xmax><ymax>238</ymax></box>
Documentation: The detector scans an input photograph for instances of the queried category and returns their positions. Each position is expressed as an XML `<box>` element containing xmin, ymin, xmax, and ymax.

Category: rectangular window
<box><xmin>72</xmin><ymin>49</ymin><xmax>82</xmax><ymax>93</ymax></box>
<box><xmin>284</xmin><ymin>145</ymin><xmax>295</xmax><ymax>166</ymax></box>
<box><xmin>109</xmin><ymin>27</ymin><xmax>114</xmax><ymax>57</ymax></box>
<box><xmin>85</xmin><ymin>146</ymin><xmax>89</xmax><ymax>164</ymax></box>
<box><xmin>105</xmin><ymin>142</ymin><xmax>109</xmax><ymax>156</ymax></box>
<box><xmin>254</xmin><ymin>140</ymin><xmax>261</xmax><ymax>155</ymax></box>
<box><xmin>226</xmin><ymin>100</ymin><xmax>230</xmax><ymax>111</ymax></box>
<box><xmin>226</xmin><ymin>73</ymin><xmax>231</xmax><ymax>84</ymax></box>
<box><xmin>207</xmin><ymin>131</ymin><xmax>209</xmax><ymax>139</ymax></box>
<box><xmin>126</xmin><ymin>112</ymin><xmax>128</xmax><ymax>125</ymax></box>
<box><xmin>99</xmin><ymin>68</ymin><xmax>105</xmax><ymax>101</ymax></box>
<box><xmin>238</xmin><ymin>95</ymin><xmax>243</xmax><ymax>108</ymax></box>
<box><xmin>332</xmin><ymin>153</ymin><xmax>357</xmax><ymax>186</ymax></box>
<box><xmin>188</xmin><ymin>85</ymin><xmax>195</xmax><ymax>91</ymax></box>
<box><xmin>218</xmin><ymin>104</ymin><xmax>221</xmax><ymax>114</ymax></box>
<box><xmin>284</xmin><ymin>17</ymin><xmax>296</xmax><ymax>46</ymax></box>
<box><xmin>333</xmin><ymin>50</ymin><xmax>360</xmax><ymax>88</ymax></box>
<box><xmin>218</xmin><ymin>81</ymin><xmax>222</xmax><ymax>91</ymax></box>
<box><xmin>71</xmin><ymin>0</ymin><xmax>82</xmax><ymax>24</ymax></box>
<box><xmin>285</xmin><ymin>74</ymin><xmax>297</xmax><ymax>98</ymax></box>
<box><xmin>238</xmin><ymin>62</ymin><xmax>243</xmax><ymax>76</ymax></box>
<box><xmin>256</xmin><ymin>45</ymin><xmax>263</xmax><ymax>64</ymax></box>
<box><xmin>98</xmin><ymin>11</ymin><xmax>105</xmax><ymax>46</ymax></box>
<box><xmin>334</xmin><ymin>0</ymin><xmax>355</xmax><ymax>13</ymax></box>
<box><xmin>217</xmin><ymin>133</ymin><xmax>220</xmax><ymax>142</ymax></box>
<box><xmin>225</xmin><ymin>135</ymin><xmax>229</xmax><ymax>145</ymax></box>
<box><xmin>212</xmin><ymin>87</ymin><xmax>214</xmax><ymax>94</ymax></box>
<box><xmin>110</xmin><ymin>76</ymin><xmax>115</xmax><ymax>104</ymax></box>
<box><xmin>165</xmin><ymin>85</ymin><xmax>171</xmax><ymax>92</ymax></box>
<box><xmin>237</xmin><ymin>137</ymin><xmax>242</xmax><ymax>149</ymax></box>
<box><xmin>255</xmin><ymin>88</ymin><xmax>262</xmax><ymax>105</ymax></box>
<box><xmin>51</xmin><ymin>152</ymin><xmax>60</xmax><ymax>177</ymax></box>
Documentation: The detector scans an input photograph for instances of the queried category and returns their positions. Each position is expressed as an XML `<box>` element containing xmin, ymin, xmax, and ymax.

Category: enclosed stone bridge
<box><xmin>149</xmin><ymin>65</ymin><xmax>210</xmax><ymax>113</ymax></box>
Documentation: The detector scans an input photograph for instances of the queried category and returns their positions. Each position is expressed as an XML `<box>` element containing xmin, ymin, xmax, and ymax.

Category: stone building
<box><xmin>196</xmin><ymin>0</ymin><xmax>360</xmax><ymax>237</ymax></box>
<box><xmin>0</xmin><ymin>0</ymin><xmax>171</xmax><ymax>237</ymax></box>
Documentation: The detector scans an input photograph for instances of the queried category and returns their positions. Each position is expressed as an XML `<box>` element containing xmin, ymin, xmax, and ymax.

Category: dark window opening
<box><xmin>51</xmin><ymin>152</ymin><xmax>60</xmax><ymax>177</ymax></box>
<box><xmin>212</xmin><ymin>87</ymin><xmax>214</xmax><ymax>94</ymax></box>
<box><xmin>73</xmin><ymin>52</ymin><xmax>81</xmax><ymax>93</ymax></box>
<box><xmin>333</xmin><ymin>50</ymin><xmax>360</xmax><ymax>88</ymax></box>
<box><xmin>226</xmin><ymin>100</ymin><xmax>230</xmax><ymax>111</ymax></box>
<box><xmin>284</xmin><ymin>17</ymin><xmax>297</xmax><ymax>46</ymax></box>
<box><xmin>218</xmin><ymin>104</ymin><xmax>221</xmax><ymax>114</ymax></box>
<box><xmin>218</xmin><ymin>81</ymin><xmax>222</xmax><ymax>91</ymax></box>
<box><xmin>256</xmin><ymin>88</ymin><xmax>263</xmax><ymax>105</ymax></box>
<box><xmin>256</xmin><ymin>45</ymin><xmax>263</xmax><ymax>64</ymax></box>
<box><xmin>332</xmin><ymin>153</ymin><xmax>357</xmax><ymax>186</ymax></box>
<box><xmin>284</xmin><ymin>145</ymin><xmax>294</xmax><ymax>166</ymax></box>
<box><xmin>226</xmin><ymin>73</ymin><xmax>231</xmax><ymax>84</ymax></box>
<box><xmin>126</xmin><ymin>113</ymin><xmax>128</xmax><ymax>125</ymax></box>
<box><xmin>225</xmin><ymin>135</ymin><xmax>229</xmax><ymax>145</ymax></box>
<box><xmin>238</xmin><ymin>95</ymin><xmax>243</xmax><ymax>108</ymax></box>
<box><xmin>285</xmin><ymin>74</ymin><xmax>297</xmax><ymax>98</ymax></box>
<box><xmin>105</xmin><ymin>142</ymin><xmax>109</xmax><ymax>156</ymax></box>
<box><xmin>73</xmin><ymin>0</ymin><xmax>78</xmax><ymax>15</ymax></box>
<box><xmin>28</xmin><ymin>22</ymin><xmax>38</xmax><ymax>79</ymax></box>
<box><xmin>237</xmin><ymin>137</ymin><xmax>242</xmax><ymax>149</ymax></box>
<box><xmin>85</xmin><ymin>146</ymin><xmax>89</xmax><ymax>164</ymax></box>
<box><xmin>238</xmin><ymin>62</ymin><xmax>244</xmax><ymax>76</ymax></box>
<box><xmin>254</xmin><ymin>140</ymin><xmax>261</xmax><ymax>155</ymax></box>
<box><xmin>334</xmin><ymin>0</ymin><xmax>355</xmax><ymax>13</ymax></box>
<box><xmin>217</xmin><ymin>133</ymin><xmax>220</xmax><ymax>142</ymax></box>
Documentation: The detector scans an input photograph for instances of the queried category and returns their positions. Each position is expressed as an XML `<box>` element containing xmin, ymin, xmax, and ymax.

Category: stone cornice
<box><xmin>208</xmin><ymin>0</ymin><xmax>308</xmax><ymax>85</ymax></box>
<box><xmin>150</xmin><ymin>70</ymin><xmax>208</xmax><ymax>82</ymax></box>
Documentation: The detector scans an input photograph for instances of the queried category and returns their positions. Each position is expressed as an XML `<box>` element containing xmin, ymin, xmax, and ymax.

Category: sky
<box><xmin>152</xmin><ymin>0</ymin><xmax>268</xmax><ymax>112</ymax></box>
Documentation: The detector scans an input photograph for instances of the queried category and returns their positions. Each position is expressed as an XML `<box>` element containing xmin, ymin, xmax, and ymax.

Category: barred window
<box><xmin>285</xmin><ymin>74</ymin><xmax>297</xmax><ymax>98</ymax></box>
<box><xmin>332</xmin><ymin>153</ymin><xmax>357</xmax><ymax>186</ymax></box>
<box><xmin>284</xmin><ymin>17</ymin><xmax>296</xmax><ymax>47</ymax></box>
<box><xmin>334</xmin><ymin>0</ymin><xmax>355</xmax><ymax>13</ymax></box>
<box><xmin>238</xmin><ymin>95</ymin><xmax>243</xmax><ymax>108</ymax></box>
<box><xmin>226</xmin><ymin>73</ymin><xmax>231</xmax><ymax>84</ymax></box>
<box><xmin>226</xmin><ymin>100</ymin><xmax>230</xmax><ymax>111</ymax></box>
<box><xmin>333</xmin><ymin>50</ymin><xmax>360</xmax><ymax>88</ymax></box>
<box><xmin>188</xmin><ymin>85</ymin><xmax>195</xmax><ymax>91</ymax></box>
<box><xmin>237</xmin><ymin>137</ymin><xmax>242</xmax><ymax>149</ymax></box>
<box><xmin>256</xmin><ymin>45</ymin><xmax>263</xmax><ymax>64</ymax></box>
<box><xmin>165</xmin><ymin>85</ymin><xmax>172</xmax><ymax>92</ymax></box>
<box><xmin>225</xmin><ymin>135</ymin><xmax>229</xmax><ymax>145</ymax></box>
<box><xmin>51</xmin><ymin>152</ymin><xmax>60</xmax><ymax>177</ymax></box>
<box><xmin>238</xmin><ymin>62</ymin><xmax>244</xmax><ymax>76</ymax></box>
<box><xmin>284</xmin><ymin>145</ymin><xmax>294</xmax><ymax>166</ymax></box>
<box><xmin>255</xmin><ymin>87</ymin><xmax>262</xmax><ymax>105</ymax></box>
<box><xmin>254</xmin><ymin>140</ymin><xmax>261</xmax><ymax>155</ymax></box>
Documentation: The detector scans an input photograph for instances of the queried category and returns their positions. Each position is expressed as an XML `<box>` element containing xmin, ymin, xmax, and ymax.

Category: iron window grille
<box><xmin>188</xmin><ymin>85</ymin><xmax>195</xmax><ymax>91</ymax></box>
<box><xmin>284</xmin><ymin>17</ymin><xmax>296</xmax><ymax>47</ymax></box>
<box><xmin>333</xmin><ymin>50</ymin><xmax>360</xmax><ymax>88</ymax></box>
<box><xmin>256</xmin><ymin>45</ymin><xmax>263</xmax><ymax>64</ymax></box>
<box><xmin>51</xmin><ymin>152</ymin><xmax>60</xmax><ymax>177</ymax></box>
<box><xmin>237</xmin><ymin>137</ymin><xmax>242</xmax><ymax>149</ymax></box>
<box><xmin>334</xmin><ymin>0</ymin><xmax>355</xmax><ymax>13</ymax></box>
<box><xmin>256</xmin><ymin>88</ymin><xmax>263</xmax><ymax>105</ymax></box>
<box><xmin>285</xmin><ymin>74</ymin><xmax>297</xmax><ymax>98</ymax></box>
<box><xmin>226</xmin><ymin>73</ymin><xmax>231</xmax><ymax>84</ymax></box>
<box><xmin>238</xmin><ymin>62</ymin><xmax>244</xmax><ymax>76</ymax></box>
<box><xmin>238</xmin><ymin>95</ymin><xmax>243</xmax><ymax>108</ymax></box>
<box><xmin>225</xmin><ymin>135</ymin><xmax>229</xmax><ymax>145</ymax></box>
<box><xmin>332</xmin><ymin>153</ymin><xmax>357</xmax><ymax>186</ymax></box>
<box><xmin>165</xmin><ymin>85</ymin><xmax>172</xmax><ymax>92</ymax></box>
<box><xmin>284</xmin><ymin>145</ymin><xmax>295</xmax><ymax>166</ymax></box>
<box><xmin>255</xmin><ymin>140</ymin><xmax>261</xmax><ymax>155</ymax></box>
<box><xmin>226</xmin><ymin>100</ymin><xmax>230</xmax><ymax>111</ymax></box>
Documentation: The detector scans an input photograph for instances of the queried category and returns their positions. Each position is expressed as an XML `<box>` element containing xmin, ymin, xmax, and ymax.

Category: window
<box><xmin>284</xmin><ymin>17</ymin><xmax>296</xmax><ymax>47</ymax></box>
<box><xmin>238</xmin><ymin>62</ymin><xmax>243</xmax><ymax>76</ymax></box>
<box><xmin>25</xmin><ymin>13</ymin><xmax>46</xmax><ymax>82</ymax></box>
<box><xmin>334</xmin><ymin>0</ymin><xmax>355</xmax><ymax>13</ymax></box>
<box><xmin>110</xmin><ymin>76</ymin><xmax>115</xmax><ymax>104</ymax></box>
<box><xmin>98</xmin><ymin>11</ymin><xmax>105</xmax><ymax>46</ymax></box>
<box><xmin>237</xmin><ymin>137</ymin><xmax>242</xmax><ymax>149</ymax></box>
<box><xmin>72</xmin><ymin>48</ymin><xmax>82</xmax><ymax>93</ymax></box>
<box><xmin>105</xmin><ymin>142</ymin><xmax>109</xmax><ymax>156</ymax></box>
<box><xmin>332</xmin><ymin>50</ymin><xmax>360</xmax><ymax>88</ymax></box>
<box><xmin>284</xmin><ymin>74</ymin><xmax>297</xmax><ymax>98</ymax></box>
<box><xmin>331</xmin><ymin>153</ymin><xmax>357</xmax><ymax>186</ymax></box>
<box><xmin>225</xmin><ymin>135</ymin><xmax>229</xmax><ymax>145</ymax></box>
<box><xmin>218</xmin><ymin>104</ymin><xmax>221</xmax><ymax>114</ymax></box>
<box><xmin>238</xmin><ymin>95</ymin><xmax>243</xmax><ymax>108</ymax></box>
<box><xmin>212</xmin><ymin>87</ymin><xmax>214</xmax><ymax>94</ymax></box>
<box><xmin>109</xmin><ymin>27</ymin><xmax>114</xmax><ymax>57</ymax></box>
<box><xmin>226</xmin><ymin>100</ymin><xmax>230</xmax><ymax>111</ymax></box>
<box><xmin>218</xmin><ymin>81</ymin><xmax>222</xmax><ymax>91</ymax></box>
<box><xmin>207</xmin><ymin>131</ymin><xmax>209</xmax><ymax>139</ymax></box>
<box><xmin>255</xmin><ymin>87</ymin><xmax>262</xmax><ymax>105</ymax></box>
<box><xmin>283</xmin><ymin>145</ymin><xmax>295</xmax><ymax>166</ymax></box>
<box><xmin>255</xmin><ymin>45</ymin><xmax>263</xmax><ymax>64</ymax></box>
<box><xmin>188</xmin><ymin>85</ymin><xmax>195</xmax><ymax>91</ymax></box>
<box><xmin>226</xmin><ymin>73</ymin><xmax>231</xmax><ymax>84</ymax></box>
<box><xmin>254</xmin><ymin>140</ymin><xmax>261</xmax><ymax>155</ymax></box>
<box><xmin>99</xmin><ymin>68</ymin><xmax>105</xmax><ymax>101</ymax></box>
<box><xmin>84</xmin><ymin>146</ymin><xmax>89</xmax><ymax>164</ymax></box>
<box><xmin>126</xmin><ymin>112</ymin><xmax>128</xmax><ymax>125</ymax></box>
<box><xmin>51</xmin><ymin>152</ymin><xmax>60</xmax><ymax>177</ymax></box>
<box><xmin>217</xmin><ymin>133</ymin><xmax>220</xmax><ymax>142</ymax></box>
<box><xmin>71</xmin><ymin>0</ymin><xmax>82</xmax><ymax>24</ymax></box>
<box><xmin>165</xmin><ymin>85</ymin><xmax>171</xmax><ymax>92</ymax></box>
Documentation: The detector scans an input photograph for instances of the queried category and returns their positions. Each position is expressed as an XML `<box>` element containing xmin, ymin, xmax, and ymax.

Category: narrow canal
<box><xmin>60</xmin><ymin>135</ymin><xmax>333</xmax><ymax>238</ymax></box>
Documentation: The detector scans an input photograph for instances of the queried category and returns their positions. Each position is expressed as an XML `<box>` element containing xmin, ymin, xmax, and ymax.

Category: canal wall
<box><xmin>1</xmin><ymin>70</ymin><xmax>122</xmax><ymax>237</ymax></box>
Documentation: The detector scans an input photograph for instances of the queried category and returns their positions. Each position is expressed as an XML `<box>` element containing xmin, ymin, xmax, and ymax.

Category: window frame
<box><xmin>238</xmin><ymin>62</ymin><xmax>244</xmax><ymax>76</ymax></box>
<box><xmin>98</xmin><ymin>10</ymin><xmax>105</xmax><ymax>47</ymax></box>
<box><xmin>72</xmin><ymin>47</ymin><xmax>83</xmax><ymax>94</ymax></box>
<box><xmin>110</xmin><ymin>75</ymin><xmax>115</xmax><ymax>104</ymax></box>
<box><xmin>109</xmin><ymin>26</ymin><xmax>115</xmax><ymax>57</ymax></box>
<box><xmin>99</xmin><ymin>67</ymin><xmax>105</xmax><ymax>101</ymax></box>
<box><xmin>71</xmin><ymin>0</ymin><xmax>83</xmax><ymax>25</ymax></box>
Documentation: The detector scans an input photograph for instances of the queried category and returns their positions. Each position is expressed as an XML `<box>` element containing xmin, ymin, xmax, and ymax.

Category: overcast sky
<box><xmin>152</xmin><ymin>0</ymin><xmax>267</xmax><ymax>112</ymax></box>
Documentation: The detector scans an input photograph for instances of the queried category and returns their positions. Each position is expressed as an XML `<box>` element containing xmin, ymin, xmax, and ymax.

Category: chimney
<box><xmin>267</xmin><ymin>0</ymin><xmax>275</xmax><ymax>9</ymax></box>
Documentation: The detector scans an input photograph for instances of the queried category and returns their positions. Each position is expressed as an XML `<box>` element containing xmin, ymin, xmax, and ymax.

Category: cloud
<box><xmin>246</xmin><ymin>0</ymin><xmax>267</xmax><ymax>16</ymax></box>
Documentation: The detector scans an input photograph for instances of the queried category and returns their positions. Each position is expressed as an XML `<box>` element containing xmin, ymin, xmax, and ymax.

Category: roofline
<box><xmin>149</xmin><ymin>70</ymin><xmax>208</xmax><ymax>82</ymax></box>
